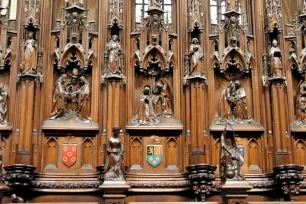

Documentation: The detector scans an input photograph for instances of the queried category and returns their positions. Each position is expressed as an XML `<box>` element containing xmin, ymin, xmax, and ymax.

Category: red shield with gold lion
<box><xmin>62</xmin><ymin>144</ymin><xmax>77</xmax><ymax>167</ymax></box>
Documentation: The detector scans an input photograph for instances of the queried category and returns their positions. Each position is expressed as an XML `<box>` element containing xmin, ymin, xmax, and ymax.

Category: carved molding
<box><xmin>127</xmin><ymin>180</ymin><xmax>190</xmax><ymax>188</ymax></box>
<box><xmin>32</xmin><ymin>181</ymin><xmax>102</xmax><ymax>189</ymax></box>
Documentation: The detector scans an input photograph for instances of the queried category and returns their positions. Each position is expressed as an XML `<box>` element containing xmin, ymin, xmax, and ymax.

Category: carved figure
<box><xmin>189</xmin><ymin>38</ymin><xmax>203</xmax><ymax>75</ymax></box>
<box><xmin>104</xmin><ymin>126</ymin><xmax>125</xmax><ymax>181</ymax></box>
<box><xmin>219</xmin><ymin>81</ymin><xmax>234</xmax><ymax>120</ymax></box>
<box><xmin>220</xmin><ymin>125</ymin><xmax>244</xmax><ymax>181</ymax></box>
<box><xmin>269</xmin><ymin>39</ymin><xmax>283</xmax><ymax>77</ymax></box>
<box><xmin>50</xmin><ymin>71</ymin><xmax>90</xmax><ymax>120</ymax></box>
<box><xmin>0</xmin><ymin>84</ymin><xmax>7</xmax><ymax>125</ymax></box>
<box><xmin>297</xmin><ymin>81</ymin><xmax>306</xmax><ymax>122</ymax></box>
<box><xmin>51</xmin><ymin>74</ymin><xmax>69</xmax><ymax>119</ymax></box>
<box><xmin>105</xmin><ymin>35</ymin><xmax>123</xmax><ymax>75</ymax></box>
<box><xmin>230</xmin><ymin>80</ymin><xmax>248</xmax><ymax>120</ymax></box>
<box><xmin>151</xmin><ymin>80</ymin><xmax>173</xmax><ymax>117</ymax></box>
<box><xmin>218</xmin><ymin>80</ymin><xmax>248</xmax><ymax>122</ymax></box>
<box><xmin>132</xmin><ymin>85</ymin><xmax>159</xmax><ymax>125</ymax></box>
<box><xmin>11</xmin><ymin>194</ymin><xmax>24</xmax><ymax>203</ymax></box>
<box><xmin>23</xmin><ymin>31</ymin><xmax>37</xmax><ymax>73</ymax></box>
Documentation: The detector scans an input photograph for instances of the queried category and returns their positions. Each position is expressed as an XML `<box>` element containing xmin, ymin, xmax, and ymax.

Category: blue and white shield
<box><xmin>237</xmin><ymin>146</ymin><xmax>245</xmax><ymax>166</ymax></box>
<box><xmin>147</xmin><ymin>145</ymin><xmax>162</xmax><ymax>168</ymax></box>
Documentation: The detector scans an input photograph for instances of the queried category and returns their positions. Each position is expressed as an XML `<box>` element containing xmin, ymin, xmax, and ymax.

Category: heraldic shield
<box><xmin>147</xmin><ymin>145</ymin><xmax>162</xmax><ymax>168</ymax></box>
<box><xmin>62</xmin><ymin>144</ymin><xmax>77</xmax><ymax>167</ymax></box>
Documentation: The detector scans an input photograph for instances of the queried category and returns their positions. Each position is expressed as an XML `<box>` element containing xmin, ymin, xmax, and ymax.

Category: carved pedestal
<box><xmin>218</xmin><ymin>180</ymin><xmax>252</xmax><ymax>204</ymax></box>
<box><xmin>99</xmin><ymin>181</ymin><xmax>130</xmax><ymax>204</ymax></box>
<box><xmin>187</xmin><ymin>164</ymin><xmax>216</xmax><ymax>201</ymax></box>
<box><xmin>274</xmin><ymin>164</ymin><xmax>304</xmax><ymax>201</ymax></box>
<box><xmin>4</xmin><ymin>164</ymin><xmax>36</xmax><ymax>201</ymax></box>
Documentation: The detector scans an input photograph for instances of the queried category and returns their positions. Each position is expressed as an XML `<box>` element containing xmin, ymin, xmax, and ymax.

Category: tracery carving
<box><xmin>265</xmin><ymin>0</ymin><xmax>282</xmax><ymax>31</ymax></box>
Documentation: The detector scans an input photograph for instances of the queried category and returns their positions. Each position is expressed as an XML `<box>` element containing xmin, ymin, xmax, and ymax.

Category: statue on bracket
<box><xmin>0</xmin><ymin>84</ymin><xmax>7</xmax><ymax>126</ymax></box>
<box><xmin>102</xmin><ymin>34</ymin><xmax>125</xmax><ymax>83</ymax></box>
<box><xmin>150</xmin><ymin>0</ymin><xmax>162</xmax><ymax>10</ymax></box>
<box><xmin>132</xmin><ymin>85</ymin><xmax>159</xmax><ymax>125</ymax></box>
<box><xmin>189</xmin><ymin>38</ymin><xmax>203</xmax><ymax>76</ymax></box>
<box><xmin>217</xmin><ymin>80</ymin><xmax>250</xmax><ymax>125</ymax></box>
<box><xmin>104</xmin><ymin>126</ymin><xmax>125</xmax><ymax>181</ymax></box>
<box><xmin>220</xmin><ymin>125</ymin><xmax>244</xmax><ymax>181</ymax></box>
<box><xmin>269</xmin><ymin>39</ymin><xmax>283</xmax><ymax>78</ymax></box>
<box><xmin>21</xmin><ymin>31</ymin><xmax>37</xmax><ymax>74</ymax></box>
<box><xmin>50</xmin><ymin>68</ymin><xmax>90</xmax><ymax>121</ymax></box>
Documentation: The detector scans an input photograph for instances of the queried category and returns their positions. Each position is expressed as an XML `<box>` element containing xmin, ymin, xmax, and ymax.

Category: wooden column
<box><xmin>270</xmin><ymin>80</ymin><xmax>291</xmax><ymax>165</ymax></box>
<box><xmin>16</xmin><ymin>75</ymin><xmax>39</xmax><ymax>165</ymax></box>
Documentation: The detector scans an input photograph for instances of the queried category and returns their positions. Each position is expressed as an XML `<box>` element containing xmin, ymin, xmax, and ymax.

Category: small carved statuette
<box><xmin>220</xmin><ymin>125</ymin><xmax>244</xmax><ymax>181</ymax></box>
<box><xmin>50</xmin><ymin>69</ymin><xmax>90</xmax><ymax>121</ymax></box>
<box><xmin>105</xmin><ymin>35</ymin><xmax>124</xmax><ymax>75</ymax></box>
<box><xmin>150</xmin><ymin>0</ymin><xmax>162</xmax><ymax>9</ymax></box>
<box><xmin>131</xmin><ymin>85</ymin><xmax>159</xmax><ymax>125</ymax></box>
<box><xmin>269</xmin><ymin>39</ymin><xmax>283</xmax><ymax>77</ymax></box>
<box><xmin>217</xmin><ymin>80</ymin><xmax>249</xmax><ymax>124</ymax></box>
<box><xmin>0</xmin><ymin>84</ymin><xmax>7</xmax><ymax>126</ymax></box>
<box><xmin>104</xmin><ymin>127</ymin><xmax>125</xmax><ymax>181</ymax></box>
<box><xmin>189</xmin><ymin>38</ymin><xmax>203</xmax><ymax>76</ymax></box>
<box><xmin>11</xmin><ymin>194</ymin><xmax>24</xmax><ymax>203</ymax></box>
<box><xmin>21</xmin><ymin>31</ymin><xmax>37</xmax><ymax>74</ymax></box>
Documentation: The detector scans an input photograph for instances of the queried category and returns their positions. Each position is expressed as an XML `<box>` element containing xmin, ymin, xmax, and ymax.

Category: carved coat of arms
<box><xmin>146</xmin><ymin>145</ymin><xmax>162</xmax><ymax>167</ymax></box>
<box><xmin>62</xmin><ymin>143</ymin><xmax>77</xmax><ymax>168</ymax></box>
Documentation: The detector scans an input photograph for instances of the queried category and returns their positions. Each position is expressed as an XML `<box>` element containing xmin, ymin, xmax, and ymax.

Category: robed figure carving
<box><xmin>220</xmin><ymin>125</ymin><xmax>244</xmax><ymax>181</ymax></box>
<box><xmin>51</xmin><ymin>74</ymin><xmax>69</xmax><ymax>119</ymax></box>
<box><xmin>218</xmin><ymin>80</ymin><xmax>248</xmax><ymax>123</ymax></box>
<box><xmin>296</xmin><ymin>80</ymin><xmax>306</xmax><ymax>123</ymax></box>
<box><xmin>50</xmin><ymin>71</ymin><xmax>90</xmax><ymax>120</ymax></box>
<box><xmin>105</xmin><ymin>35</ymin><xmax>124</xmax><ymax>75</ymax></box>
<box><xmin>0</xmin><ymin>84</ymin><xmax>7</xmax><ymax>125</ymax></box>
<box><xmin>22</xmin><ymin>31</ymin><xmax>37</xmax><ymax>73</ymax></box>
<box><xmin>189</xmin><ymin>38</ymin><xmax>203</xmax><ymax>75</ymax></box>
<box><xmin>151</xmin><ymin>80</ymin><xmax>173</xmax><ymax>117</ymax></box>
<box><xmin>269</xmin><ymin>39</ymin><xmax>283</xmax><ymax>77</ymax></box>
<box><xmin>104</xmin><ymin>127</ymin><xmax>125</xmax><ymax>181</ymax></box>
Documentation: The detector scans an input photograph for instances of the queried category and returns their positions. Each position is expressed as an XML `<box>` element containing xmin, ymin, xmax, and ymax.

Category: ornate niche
<box><xmin>209</xmin><ymin>1</ymin><xmax>263</xmax><ymax>176</ymax></box>
<box><xmin>128</xmin><ymin>2</ymin><xmax>180</xmax><ymax>128</ymax></box>
<box><xmin>41</xmin><ymin>1</ymin><xmax>99</xmax><ymax>184</ymax></box>
<box><xmin>125</xmin><ymin>1</ymin><xmax>187</xmax><ymax>189</ymax></box>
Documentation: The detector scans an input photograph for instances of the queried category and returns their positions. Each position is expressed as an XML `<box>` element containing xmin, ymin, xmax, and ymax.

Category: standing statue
<box><xmin>23</xmin><ymin>31</ymin><xmax>37</xmax><ymax>73</ymax></box>
<box><xmin>104</xmin><ymin>126</ymin><xmax>125</xmax><ymax>181</ymax></box>
<box><xmin>219</xmin><ymin>81</ymin><xmax>234</xmax><ymax>120</ymax></box>
<box><xmin>297</xmin><ymin>81</ymin><xmax>306</xmax><ymax>123</ymax></box>
<box><xmin>0</xmin><ymin>84</ymin><xmax>7</xmax><ymax>125</ymax></box>
<box><xmin>132</xmin><ymin>85</ymin><xmax>159</xmax><ymax>125</ymax></box>
<box><xmin>77</xmin><ymin>76</ymin><xmax>90</xmax><ymax>120</ymax></box>
<box><xmin>220</xmin><ymin>125</ymin><xmax>244</xmax><ymax>181</ymax></box>
<box><xmin>189</xmin><ymin>38</ymin><xmax>203</xmax><ymax>75</ymax></box>
<box><xmin>231</xmin><ymin>80</ymin><xmax>248</xmax><ymax>120</ymax></box>
<box><xmin>269</xmin><ymin>39</ymin><xmax>283</xmax><ymax>77</ymax></box>
<box><xmin>151</xmin><ymin>80</ymin><xmax>173</xmax><ymax>117</ymax></box>
<box><xmin>105</xmin><ymin>35</ymin><xmax>123</xmax><ymax>75</ymax></box>
<box><xmin>50</xmin><ymin>74</ymin><xmax>69</xmax><ymax>119</ymax></box>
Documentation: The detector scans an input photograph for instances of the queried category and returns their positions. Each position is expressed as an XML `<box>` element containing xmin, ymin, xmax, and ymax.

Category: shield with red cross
<box><xmin>62</xmin><ymin>144</ymin><xmax>77</xmax><ymax>167</ymax></box>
